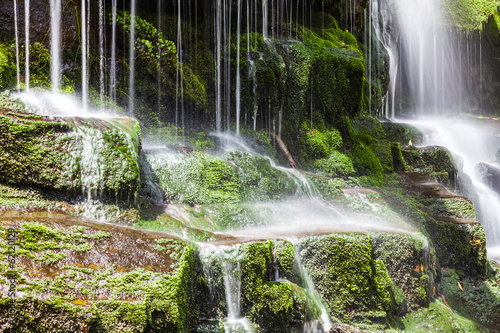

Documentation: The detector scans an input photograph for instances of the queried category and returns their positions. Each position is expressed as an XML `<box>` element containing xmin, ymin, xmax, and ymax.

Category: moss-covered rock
<box><xmin>0</xmin><ymin>109</ymin><xmax>141</xmax><ymax>201</ymax></box>
<box><xmin>372</xmin><ymin>233</ymin><xmax>439</xmax><ymax>314</ymax></box>
<box><xmin>297</xmin><ymin>234</ymin><xmax>395</xmax><ymax>327</ymax></box>
<box><xmin>0</xmin><ymin>212</ymin><xmax>197</xmax><ymax>332</ymax></box>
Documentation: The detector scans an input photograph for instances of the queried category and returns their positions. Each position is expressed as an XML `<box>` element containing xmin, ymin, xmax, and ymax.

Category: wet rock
<box><xmin>0</xmin><ymin>0</ymin><xmax>79</xmax><ymax>51</ymax></box>
<box><xmin>475</xmin><ymin>161</ymin><xmax>500</xmax><ymax>194</ymax></box>
<box><xmin>0</xmin><ymin>108</ymin><xmax>141</xmax><ymax>201</ymax></box>
<box><xmin>496</xmin><ymin>147</ymin><xmax>500</xmax><ymax>163</ymax></box>
<box><xmin>0</xmin><ymin>210</ymin><xmax>196</xmax><ymax>332</ymax></box>
<box><xmin>329</xmin><ymin>323</ymin><xmax>366</xmax><ymax>333</ymax></box>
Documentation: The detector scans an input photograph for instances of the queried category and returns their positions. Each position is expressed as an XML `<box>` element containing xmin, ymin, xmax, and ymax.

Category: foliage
<box><xmin>115</xmin><ymin>11</ymin><xmax>177</xmax><ymax>69</ymax></box>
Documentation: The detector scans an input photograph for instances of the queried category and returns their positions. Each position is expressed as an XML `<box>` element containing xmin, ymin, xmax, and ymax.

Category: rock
<box><xmin>496</xmin><ymin>148</ymin><xmax>500</xmax><ymax>163</ymax></box>
<box><xmin>0</xmin><ymin>210</ymin><xmax>196</xmax><ymax>332</ymax></box>
<box><xmin>0</xmin><ymin>0</ymin><xmax>79</xmax><ymax>51</ymax></box>
<box><xmin>329</xmin><ymin>323</ymin><xmax>366</xmax><ymax>333</ymax></box>
<box><xmin>0</xmin><ymin>109</ymin><xmax>141</xmax><ymax>201</ymax></box>
<box><xmin>476</xmin><ymin>161</ymin><xmax>500</xmax><ymax>195</ymax></box>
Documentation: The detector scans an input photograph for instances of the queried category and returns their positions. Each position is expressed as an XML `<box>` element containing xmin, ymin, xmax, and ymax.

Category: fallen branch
<box><xmin>269</xmin><ymin>131</ymin><xmax>297</xmax><ymax>169</ymax></box>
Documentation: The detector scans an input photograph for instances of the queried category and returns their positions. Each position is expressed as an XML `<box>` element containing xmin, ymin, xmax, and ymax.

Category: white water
<box><xmin>110</xmin><ymin>0</ymin><xmax>117</xmax><ymax>104</ymax></box>
<box><xmin>13</xmin><ymin>0</ymin><xmax>20</xmax><ymax>93</ymax></box>
<box><xmin>294</xmin><ymin>247</ymin><xmax>331</xmax><ymax>332</ymax></box>
<box><xmin>50</xmin><ymin>0</ymin><xmax>62</xmax><ymax>91</ymax></box>
<box><xmin>24</xmin><ymin>0</ymin><xmax>30</xmax><ymax>92</ymax></box>
<box><xmin>129</xmin><ymin>0</ymin><xmax>137</xmax><ymax>114</ymax></box>
<box><xmin>99</xmin><ymin>0</ymin><xmax>105</xmax><ymax>105</ymax></box>
<box><xmin>82</xmin><ymin>0</ymin><xmax>88</xmax><ymax>111</ymax></box>
<box><xmin>375</xmin><ymin>0</ymin><xmax>500</xmax><ymax>250</ymax></box>
<box><xmin>400</xmin><ymin>117</ymin><xmax>500</xmax><ymax>248</ymax></box>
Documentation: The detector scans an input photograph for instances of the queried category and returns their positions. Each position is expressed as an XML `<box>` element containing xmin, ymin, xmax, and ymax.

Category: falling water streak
<box><xmin>50</xmin><ymin>0</ymin><xmax>61</xmax><ymax>91</ymax></box>
<box><xmin>225</xmin><ymin>0</ymin><xmax>232</xmax><ymax>134</ymax></box>
<box><xmin>110</xmin><ymin>0</ymin><xmax>117</xmax><ymax>103</ymax></box>
<box><xmin>216</xmin><ymin>0</ymin><xmax>222</xmax><ymax>132</ymax></box>
<box><xmin>263</xmin><ymin>0</ymin><xmax>268</xmax><ymax>39</ymax></box>
<box><xmin>81</xmin><ymin>0</ymin><xmax>88</xmax><ymax>111</ymax></box>
<box><xmin>24</xmin><ymin>0</ymin><xmax>30</xmax><ymax>92</ymax></box>
<box><xmin>178</xmin><ymin>0</ymin><xmax>185</xmax><ymax>143</ymax></box>
<box><xmin>236</xmin><ymin>0</ymin><xmax>241</xmax><ymax>135</ymax></box>
<box><xmin>479</xmin><ymin>33</ymin><xmax>482</xmax><ymax>109</ymax></box>
<box><xmin>293</xmin><ymin>247</ymin><xmax>332</xmax><ymax>332</ymax></box>
<box><xmin>99</xmin><ymin>0</ymin><xmax>105</xmax><ymax>106</ymax></box>
<box><xmin>13</xmin><ymin>0</ymin><xmax>20</xmax><ymax>93</ymax></box>
<box><xmin>128</xmin><ymin>0</ymin><xmax>136</xmax><ymax>115</ymax></box>
<box><xmin>157</xmin><ymin>0</ymin><xmax>162</xmax><ymax>114</ymax></box>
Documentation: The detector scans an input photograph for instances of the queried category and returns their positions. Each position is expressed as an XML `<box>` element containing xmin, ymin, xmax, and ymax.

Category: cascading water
<box><xmin>110</xmin><ymin>0</ymin><xmax>117</xmax><ymax>104</ymax></box>
<box><xmin>50</xmin><ymin>0</ymin><xmax>61</xmax><ymax>92</ymax></box>
<box><xmin>129</xmin><ymin>0</ymin><xmax>137</xmax><ymax>115</ymax></box>
<box><xmin>13</xmin><ymin>0</ymin><xmax>20</xmax><ymax>93</ymax></box>
<box><xmin>24</xmin><ymin>0</ymin><xmax>30</xmax><ymax>92</ymax></box>
<box><xmin>375</xmin><ymin>0</ymin><xmax>500</xmax><ymax>253</ymax></box>
<box><xmin>82</xmin><ymin>0</ymin><xmax>88</xmax><ymax>111</ymax></box>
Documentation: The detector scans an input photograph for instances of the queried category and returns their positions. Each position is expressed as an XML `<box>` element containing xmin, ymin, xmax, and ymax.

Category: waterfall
<box><xmin>24</xmin><ymin>0</ymin><xmax>30</xmax><ymax>92</ymax></box>
<box><xmin>294</xmin><ymin>246</ymin><xmax>332</xmax><ymax>332</ymax></box>
<box><xmin>50</xmin><ymin>0</ymin><xmax>61</xmax><ymax>91</ymax></box>
<box><xmin>216</xmin><ymin>0</ymin><xmax>222</xmax><ymax>132</ymax></box>
<box><xmin>200</xmin><ymin>245</ymin><xmax>254</xmax><ymax>333</ymax></box>
<box><xmin>175</xmin><ymin>0</ymin><xmax>184</xmax><ymax>142</ymax></box>
<box><xmin>375</xmin><ymin>0</ymin><xmax>500</xmax><ymax>250</ymax></box>
<box><xmin>81</xmin><ymin>0</ymin><xmax>88</xmax><ymax>111</ymax></box>
<box><xmin>129</xmin><ymin>0</ymin><xmax>137</xmax><ymax>115</ymax></box>
<box><xmin>236</xmin><ymin>0</ymin><xmax>242</xmax><ymax>135</ymax></box>
<box><xmin>99</xmin><ymin>0</ymin><xmax>105</xmax><ymax>106</ymax></box>
<box><xmin>110</xmin><ymin>0</ymin><xmax>117</xmax><ymax>104</ymax></box>
<box><xmin>13</xmin><ymin>0</ymin><xmax>20</xmax><ymax>93</ymax></box>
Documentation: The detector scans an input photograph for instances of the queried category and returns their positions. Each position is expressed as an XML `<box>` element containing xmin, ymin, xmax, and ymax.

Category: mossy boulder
<box><xmin>0</xmin><ymin>211</ymin><xmax>197</xmax><ymax>332</ymax></box>
<box><xmin>440</xmin><ymin>264</ymin><xmax>500</xmax><ymax>331</ymax></box>
<box><xmin>372</xmin><ymin>233</ymin><xmax>439</xmax><ymax>314</ymax></box>
<box><xmin>296</xmin><ymin>234</ymin><xmax>396</xmax><ymax>327</ymax></box>
<box><xmin>0</xmin><ymin>109</ymin><xmax>141</xmax><ymax>201</ymax></box>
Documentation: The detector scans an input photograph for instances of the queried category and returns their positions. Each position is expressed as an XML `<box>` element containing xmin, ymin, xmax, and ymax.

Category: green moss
<box><xmin>147</xmin><ymin>151</ymin><xmax>241</xmax><ymax>204</ymax></box>
<box><xmin>224</xmin><ymin>151</ymin><xmax>298</xmax><ymax>201</ymax></box>
<box><xmin>275</xmin><ymin>241</ymin><xmax>295</xmax><ymax>280</ymax></box>
<box><xmin>372</xmin><ymin>233</ymin><xmax>438</xmax><ymax>313</ymax></box>
<box><xmin>440</xmin><ymin>265</ymin><xmax>500</xmax><ymax>330</ymax></box>
<box><xmin>444</xmin><ymin>0</ymin><xmax>500</xmax><ymax>31</ymax></box>
<box><xmin>313</xmin><ymin>151</ymin><xmax>356</xmax><ymax>177</ymax></box>
<box><xmin>351</xmin><ymin>143</ymin><xmax>384</xmax><ymax>184</ymax></box>
<box><xmin>387</xmin><ymin>298</ymin><xmax>488</xmax><ymax>332</ymax></box>
<box><xmin>297</xmin><ymin>234</ymin><xmax>395</xmax><ymax>325</ymax></box>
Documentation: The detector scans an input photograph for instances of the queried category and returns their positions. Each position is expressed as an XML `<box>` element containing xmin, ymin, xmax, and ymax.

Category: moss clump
<box><xmin>444</xmin><ymin>0</ymin><xmax>500</xmax><ymax>31</ymax></box>
<box><xmin>147</xmin><ymin>151</ymin><xmax>241</xmax><ymax>204</ymax></box>
<box><xmin>0</xmin><ymin>111</ymin><xmax>142</xmax><ymax>201</ymax></box>
<box><xmin>224</xmin><ymin>151</ymin><xmax>298</xmax><ymax>201</ymax></box>
<box><xmin>440</xmin><ymin>264</ymin><xmax>500</xmax><ymax>331</ymax></box>
<box><xmin>351</xmin><ymin>143</ymin><xmax>384</xmax><ymax>185</ymax></box>
<box><xmin>372</xmin><ymin>233</ymin><xmax>439</xmax><ymax>313</ymax></box>
<box><xmin>0</xmin><ymin>43</ymin><xmax>16</xmax><ymax>89</ymax></box>
<box><xmin>297</xmin><ymin>234</ymin><xmax>395</xmax><ymax>326</ymax></box>
<box><xmin>390</xmin><ymin>298</ymin><xmax>488</xmax><ymax>332</ymax></box>
<box><xmin>274</xmin><ymin>241</ymin><xmax>295</xmax><ymax>280</ymax></box>
<box><xmin>313</xmin><ymin>150</ymin><xmax>356</xmax><ymax>177</ymax></box>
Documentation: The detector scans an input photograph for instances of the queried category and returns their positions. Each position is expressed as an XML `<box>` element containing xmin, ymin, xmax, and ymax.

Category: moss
<box><xmin>401</xmin><ymin>148</ymin><xmax>427</xmax><ymax>171</ymax></box>
<box><xmin>351</xmin><ymin>143</ymin><xmax>384</xmax><ymax>184</ymax></box>
<box><xmin>372</xmin><ymin>233</ymin><xmax>439</xmax><ymax>313</ymax></box>
<box><xmin>0</xmin><ymin>219</ymin><xmax>197</xmax><ymax>332</ymax></box>
<box><xmin>0</xmin><ymin>43</ymin><xmax>16</xmax><ymax>89</ymax></box>
<box><xmin>224</xmin><ymin>151</ymin><xmax>299</xmax><ymax>201</ymax></box>
<box><xmin>313</xmin><ymin>151</ymin><xmax>356</xmax><ymax>177</ymax></box>
<box><xmin>387</xmin><ymin>298</ymin><xmax>488</xmax><ymax>332</ymax></box>
<box><xmin>274</xmin><ymin>241</ymin><xmax>295</xmax><ymax>280</ymax></box>
<box><xmin>390</xmin><ymin>142</ymin><xmax>407</xmax><ymax>172</ymax></box>
<box><xmin>297</xmin><ymin>234</ymin><xmax>396</xmax><ymax>325</ymax></box>
<box><xmin>146</xmin><ymin>151</ymin><xmax>241</xmax><ymax>205</ymax></box>
<box><xmin>421</xmin><ymin>146</ymin><xmax>458</xmax><ymax>187</ymax></box>
<box><xmin>444</xmin><ymin>0</ymin><xmax>500</xmax><ymax>31</ymax></box>
<box><xmin>0</xmin><ymin>111</ymin><xmax>141</xmax><ymax>201</ymax></box>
